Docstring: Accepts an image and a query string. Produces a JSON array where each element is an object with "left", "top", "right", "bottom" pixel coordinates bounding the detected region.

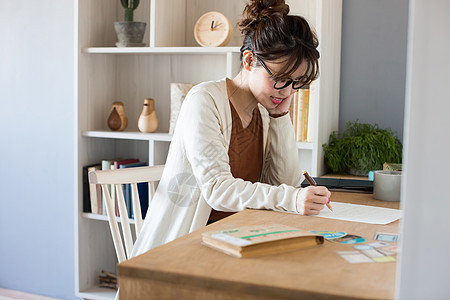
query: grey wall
[
  {"left": 0, "top": 1, "right": 76, "bottom": 299},
  {"left": 339, "top": 0, "right": 409, "bottom": 141}
]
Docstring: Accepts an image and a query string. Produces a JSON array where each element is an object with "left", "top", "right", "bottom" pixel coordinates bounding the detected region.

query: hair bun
[{"left": 240, "top": 0, "right": 289, "bottom": 34}]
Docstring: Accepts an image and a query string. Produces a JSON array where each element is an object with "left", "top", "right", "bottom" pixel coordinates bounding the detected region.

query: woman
[{"left": 132, "top": 0, "right": 331, "bottom": 257}]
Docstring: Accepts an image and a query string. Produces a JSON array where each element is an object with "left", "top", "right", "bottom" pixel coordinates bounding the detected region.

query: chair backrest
[{"left": 88, "top": 165, "right": 164, "bottom": 263}]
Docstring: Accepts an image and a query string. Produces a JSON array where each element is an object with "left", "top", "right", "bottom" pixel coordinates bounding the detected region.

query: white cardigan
[{"left": 132, "top": 78, "right": 301, "bottom": 257}]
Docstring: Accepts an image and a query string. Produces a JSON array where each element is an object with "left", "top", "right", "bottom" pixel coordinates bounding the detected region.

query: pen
[{"left": 302, "top": 170, "right": 333, "bottom": 212}]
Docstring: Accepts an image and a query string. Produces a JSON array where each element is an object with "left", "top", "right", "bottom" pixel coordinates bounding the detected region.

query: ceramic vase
[
  {"left": 107, "top": 101, "right": 128, "bottom": 131},
  {"left": 138, "top": 98, "right": 158, "bottom": 133}
]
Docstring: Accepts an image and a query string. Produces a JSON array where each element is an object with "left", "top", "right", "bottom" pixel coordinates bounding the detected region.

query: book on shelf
[
  {"left": 289, "top": 89, "right": 311, "bottom": 143},
  {"left": 112, "top": 159, "right": 139, "bottom": 216},
  {"left": 82, "top": 165, "right": 91, "bottom": 213},
  {"left": 202, "top": 224, "right": 324, "bottom": 258},
  {"left": 299, "top": 89, "right": 309, "bottom": 142},
  {"left": 306, "top": 84, "right": 315, "bottom": 142},
  {"left": 82, "top": 163, "right": 102, "bottom": 214},
  {"left": 85, "top": 158, "right": 150, "bottom": 219},
  {"left": 119, "top": 161, "right": 149, "bottom": 219},
  {"left": 113, "top": 158, "right": 139, "bottom": 170},
  {"left": 294, "top": 91, "right": 301, "bottom": 141}
]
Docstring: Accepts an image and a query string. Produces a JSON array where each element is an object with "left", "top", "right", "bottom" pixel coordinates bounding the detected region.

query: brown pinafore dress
[{"left": 208, "top": 101, "right": 264, "bottom": 223}]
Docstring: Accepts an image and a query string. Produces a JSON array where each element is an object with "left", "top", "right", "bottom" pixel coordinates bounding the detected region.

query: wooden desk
[{"left": 119, "top": 192, "right": 400, "bottom": 299}]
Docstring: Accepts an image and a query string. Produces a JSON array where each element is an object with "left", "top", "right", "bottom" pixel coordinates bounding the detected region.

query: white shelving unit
[
  {"left": 83, "top": 46, "right": 241, "bottom": 54},
  {"left": 74, "top": 0, "right": 341, "bottom": 298}
]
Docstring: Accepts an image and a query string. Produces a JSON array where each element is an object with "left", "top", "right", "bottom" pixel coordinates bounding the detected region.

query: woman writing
[{"left": 132, "top": 0, "right": 331, "bottom": 257}]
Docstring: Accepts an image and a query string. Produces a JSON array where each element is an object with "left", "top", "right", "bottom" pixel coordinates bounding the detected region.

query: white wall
[
  {"left": 397, "top": 0, "right": 450, "bottom": 298},
  {"left": 0, "top": 1, "right": 76, "bottom": 299}
]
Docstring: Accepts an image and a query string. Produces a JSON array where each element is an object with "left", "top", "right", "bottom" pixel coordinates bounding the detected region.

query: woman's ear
[{"left": 242, "top": 50, "right": 254, "bottom": 71}]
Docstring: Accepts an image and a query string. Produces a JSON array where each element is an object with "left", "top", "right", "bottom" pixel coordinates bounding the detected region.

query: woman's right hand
[{"left": 296, "top": 186, "right": 331, "bottom": 215}]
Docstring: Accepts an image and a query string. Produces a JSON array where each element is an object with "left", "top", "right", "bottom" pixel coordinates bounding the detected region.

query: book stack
[
  {"left": 289, "top": 89, "right": 314, "bottom": 142},
  {"left": 82, "top": 158, "right": 149, "bottom": 219}
]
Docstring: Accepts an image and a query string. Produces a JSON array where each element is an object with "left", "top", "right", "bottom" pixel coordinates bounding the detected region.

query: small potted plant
[
  {"left": 322, "top": 121, "right": 402, "bottom": 176},
  {"left": 114, "top": 0, "right": 146, "bottom": 47}
]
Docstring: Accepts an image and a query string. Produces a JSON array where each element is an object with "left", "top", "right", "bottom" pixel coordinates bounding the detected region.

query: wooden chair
[{"left": 88, "top": 165, "right": 164, "bottom": 263}]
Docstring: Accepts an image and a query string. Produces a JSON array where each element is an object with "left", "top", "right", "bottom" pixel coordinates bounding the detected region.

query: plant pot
[{"left": 114, "top": 21, "right": 146, "bottom": 47}]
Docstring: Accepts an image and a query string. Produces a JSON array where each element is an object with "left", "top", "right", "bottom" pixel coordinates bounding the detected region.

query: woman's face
[{"left": 248, "top": 56, "right": 307, "bottom": 113}]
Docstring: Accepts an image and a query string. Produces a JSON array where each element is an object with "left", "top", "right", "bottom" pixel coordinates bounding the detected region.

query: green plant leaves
[
  {"left": 120, "top": 0, "right": 140, "bottom": 9},
  {"left": 120, "top": 0, "right": 140, "bottom": 21},
  {"left": 322, "top": 121, "right": 402, "bottom": 175}
]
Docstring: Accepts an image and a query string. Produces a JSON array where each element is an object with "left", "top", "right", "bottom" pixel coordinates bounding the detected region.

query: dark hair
[{"left": 239, "top": 0, "right": 320, "bottom": 85}]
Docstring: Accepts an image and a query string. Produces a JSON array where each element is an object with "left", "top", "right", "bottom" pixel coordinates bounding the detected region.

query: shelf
[
  {"left": 82, "top": 213, "right": 136, "bottom": 224},
  {"left": 297, "top": 142, "right": 313, "bottom": 150},
  {"left": 83, "top": 46, "right": 241, "bottom": 55},
  {"left": 77, "top": 286, "right": 116, "bottom": 300},
  {"left": 83, "top": 130, "right": 312, "bottom": 150},
  {"left": 76, "top": 1, "right": 342, "bottom": 297},
  {"left": 83, "top": 130, "right": 172, "bottom": 142}
]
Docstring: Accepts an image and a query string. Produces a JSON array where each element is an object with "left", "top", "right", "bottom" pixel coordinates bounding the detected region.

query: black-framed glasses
[{"left": 255, "top": 56, "right": 306, "bottom": 90}]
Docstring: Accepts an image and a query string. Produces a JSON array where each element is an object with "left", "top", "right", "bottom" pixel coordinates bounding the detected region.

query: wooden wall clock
[{"left": 194, "top": 11, "right": 233, "bottom": 47}]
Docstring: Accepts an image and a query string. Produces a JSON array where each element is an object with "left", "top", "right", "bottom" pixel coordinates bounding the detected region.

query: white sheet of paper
[{"left": 313, "top": 202, "right": 401, "bottom": 225}]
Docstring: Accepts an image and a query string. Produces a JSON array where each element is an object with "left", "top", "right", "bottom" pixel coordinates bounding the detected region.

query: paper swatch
[
  {"left": 313, "top": 202, "right": 401, "bottom": 225},
  {"left": 336, "top": 251, "right": 374, "bottom": 264}
]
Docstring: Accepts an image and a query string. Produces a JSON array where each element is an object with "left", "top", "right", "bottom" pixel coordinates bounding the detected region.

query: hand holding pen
[
  {"left": 295, "top": 171, "right": 332, "bottom": 215},
  {"left": 302, "top": 170, "right": 333, "bottom": 212}
]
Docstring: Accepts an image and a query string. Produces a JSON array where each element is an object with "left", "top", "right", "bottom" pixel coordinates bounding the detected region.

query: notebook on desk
[{"left": 300, "top": 177, "right": 373, "bottom": 193}]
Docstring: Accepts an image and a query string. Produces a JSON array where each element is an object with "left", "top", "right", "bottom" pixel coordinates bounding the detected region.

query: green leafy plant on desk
[{"left": 322, "top": 121, "right": 402, "bottom": 176}]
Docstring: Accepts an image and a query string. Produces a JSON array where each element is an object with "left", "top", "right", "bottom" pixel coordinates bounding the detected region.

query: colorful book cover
[{"left": 202, "top": 224, "right": 323, "bottom": 258}]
